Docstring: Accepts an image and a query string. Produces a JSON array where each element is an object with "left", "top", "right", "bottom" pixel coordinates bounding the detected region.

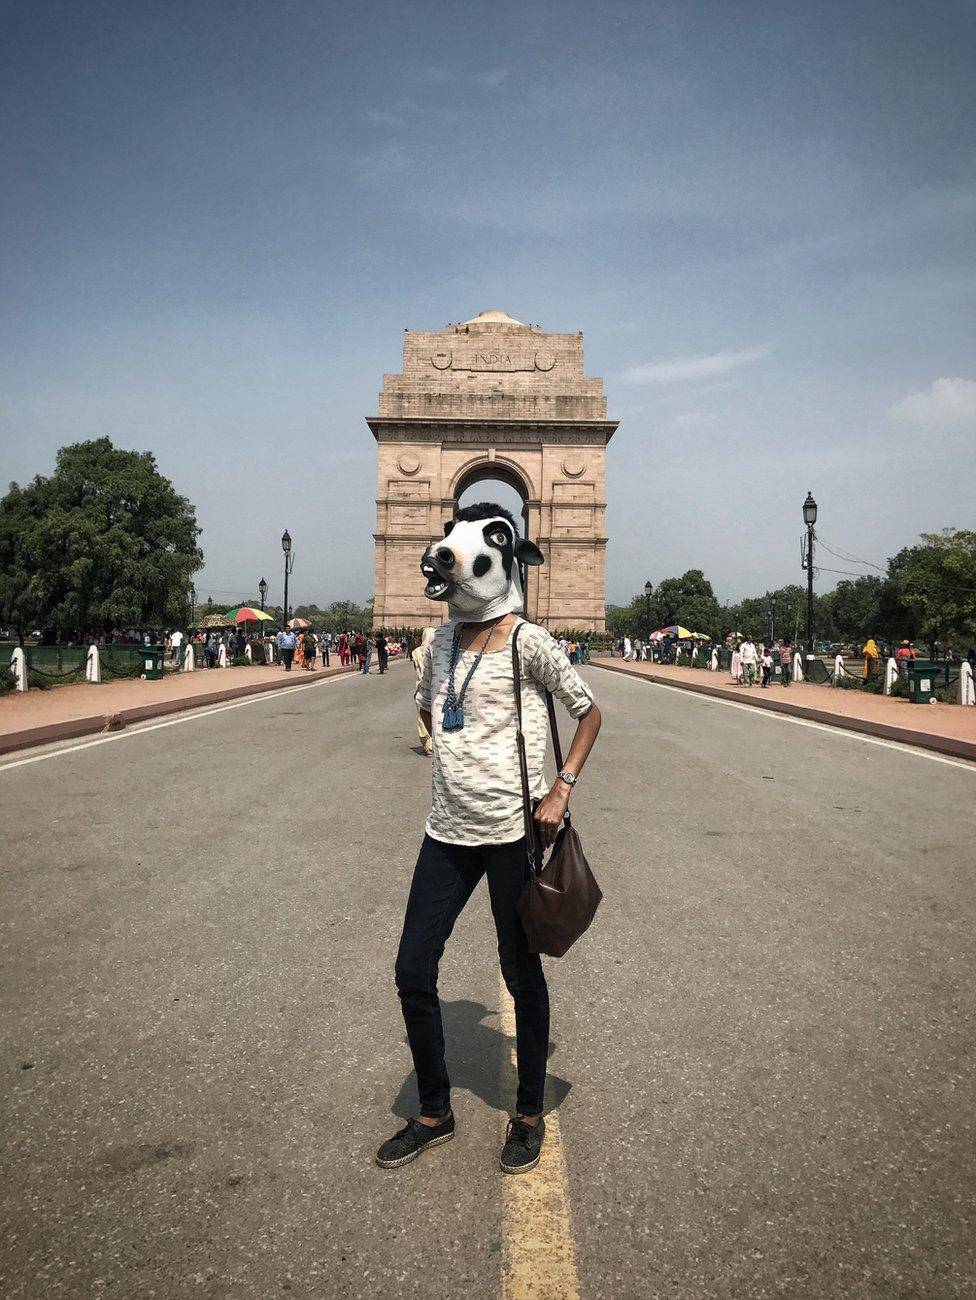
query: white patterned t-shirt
[{"left": 415, "top": 618, "right": 595, "bottom": 846}]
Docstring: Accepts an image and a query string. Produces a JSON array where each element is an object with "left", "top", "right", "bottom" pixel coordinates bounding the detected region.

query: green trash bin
[
  {"left": 140, "top": 645, "right": 165, "bottom": 680},
  {"left": 907, "top": 659, "right": 939, "bottom": 704}
]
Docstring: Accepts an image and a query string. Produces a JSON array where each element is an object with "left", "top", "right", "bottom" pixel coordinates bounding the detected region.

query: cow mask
[{"left": 419, "top": 510, "right": 545, "bottom": 623}]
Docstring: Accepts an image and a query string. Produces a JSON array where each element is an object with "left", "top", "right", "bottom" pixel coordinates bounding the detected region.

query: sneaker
[
  {"left": 375, "top": 1113, "right": 455, "bottom": 1168},
  {"left": 500, "top": 1115, "right": 545, "bottom": 1174}
]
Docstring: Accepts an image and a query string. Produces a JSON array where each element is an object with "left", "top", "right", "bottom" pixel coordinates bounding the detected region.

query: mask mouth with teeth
[{"left": 420, "top": 506, "right": 545, "bottom": 623}]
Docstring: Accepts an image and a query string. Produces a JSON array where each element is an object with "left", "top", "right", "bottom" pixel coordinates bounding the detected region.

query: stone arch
[
  {"left": 449, "top": 456, "right": 536, "bottom": 512},
  {"left": 449, "top": 457, "right": 540, "bottom": 608},
  {"left": 367, "top": 312, "right": 616, "bottom": 630}
]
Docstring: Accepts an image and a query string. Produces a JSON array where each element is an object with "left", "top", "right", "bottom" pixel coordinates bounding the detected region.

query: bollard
[
  {"left": 245, "top": 643, "right": 252, "bottom": 663},
  {"left": 884, "top": 657, "right": 898, "bottom": 695},
  {"left": 710, "top": 649, "right": 718, "bottom": 671},
  {"left": 86, "top": 644, "right": 101, "bottom": 683},
  {"left": 182, "top": 644, "right": 195, "bottom": 672},
  {"left": 961, "top": 662, "right": 975, "bottom": 707},
  {"left": 11, "top": 646, "right": 28, "bottom": 691},
  {"left": 833, "top": 654, "right": 844, "bottom": 681},
  {"left": 217, "top": 644, "right": 228, "bottom": 668}
]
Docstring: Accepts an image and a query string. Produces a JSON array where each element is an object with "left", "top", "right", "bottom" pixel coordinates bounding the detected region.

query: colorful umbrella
[
  {"left": 224, "top": 606, "right": 273, "bottom": 625},
  {"left": 657, "top": 625, "right": 696, "bottom": 639},
  {"left": 287, "top": 617, "right": 310, "bottom": 630}
]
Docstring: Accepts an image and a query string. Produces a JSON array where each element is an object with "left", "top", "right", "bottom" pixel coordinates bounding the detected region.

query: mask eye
[{"left": 488, "top": 529, "right": 508, "bottom": 547}]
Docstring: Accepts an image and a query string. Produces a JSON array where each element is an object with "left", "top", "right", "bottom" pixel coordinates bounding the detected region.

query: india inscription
[{"left": 369, "top": 310, "right": 617, "bottom": 631}]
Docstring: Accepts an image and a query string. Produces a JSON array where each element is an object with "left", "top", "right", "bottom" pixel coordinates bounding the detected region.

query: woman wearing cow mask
[{"left": 376, "top": 502, "right": 602, "bottom": 1175}]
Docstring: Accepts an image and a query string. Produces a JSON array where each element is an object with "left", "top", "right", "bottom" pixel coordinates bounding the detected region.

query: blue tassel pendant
[{"left": 442, "top": 706, "right": 465, "bottom": 731}]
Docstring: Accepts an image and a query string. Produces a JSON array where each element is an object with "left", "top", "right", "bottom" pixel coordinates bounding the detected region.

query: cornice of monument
[{"left": 366, "top": 416, "right": 618, "bottom": 444}]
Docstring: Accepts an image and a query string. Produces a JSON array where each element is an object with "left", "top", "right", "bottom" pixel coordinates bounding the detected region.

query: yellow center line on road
[{"left": 498, "top": 978, "right": 581, "bottom": 1300}]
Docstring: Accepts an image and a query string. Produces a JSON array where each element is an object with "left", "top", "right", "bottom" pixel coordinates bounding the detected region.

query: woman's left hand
[{"left": 533, "top": 784, "right": 570, "bottom": 849}]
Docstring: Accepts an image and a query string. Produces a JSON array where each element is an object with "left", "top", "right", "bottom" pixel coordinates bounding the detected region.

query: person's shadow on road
[{"left": 391, "top": 998, "right": 571, "bottom": 1118}]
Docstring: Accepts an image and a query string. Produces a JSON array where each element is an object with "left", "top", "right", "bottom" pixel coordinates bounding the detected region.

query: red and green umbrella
[{"left": 223, "top": 606, "right": 274, "bottom": 625}]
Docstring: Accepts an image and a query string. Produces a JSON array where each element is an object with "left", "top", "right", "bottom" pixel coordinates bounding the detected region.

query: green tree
[
  {"left": 817, "top": 576, "right": 885, "bottom": 643},
  {"left": 654, "top": 569, "right": 722, "bottom": 636},
  {"left": 889, "top": 529, "right": 976, "bottom": 648},
  {"left": 0, "top": 438, "right": 202, "bottom": 641}
]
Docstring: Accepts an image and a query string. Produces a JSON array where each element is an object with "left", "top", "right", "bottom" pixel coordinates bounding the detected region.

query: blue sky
[{"left": 1, "top": 0, "right": 974, "bottom": 610}]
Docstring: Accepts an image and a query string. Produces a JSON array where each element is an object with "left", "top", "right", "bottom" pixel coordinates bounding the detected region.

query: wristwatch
[{"left": 557, "top": 770, "right": 578, "bottom": 788}]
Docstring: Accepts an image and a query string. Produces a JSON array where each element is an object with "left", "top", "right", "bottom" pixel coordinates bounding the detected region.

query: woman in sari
[{"left": 862, "top": 638, "right": 880, "bottom": 680}]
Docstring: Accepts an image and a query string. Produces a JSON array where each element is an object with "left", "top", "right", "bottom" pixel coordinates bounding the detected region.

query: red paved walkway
[
  {"left": 591, "top": 657, "right": 976, "bottom": 759},
  {"left": 0, "top": 660, "right": 376, "bottom": 754}
]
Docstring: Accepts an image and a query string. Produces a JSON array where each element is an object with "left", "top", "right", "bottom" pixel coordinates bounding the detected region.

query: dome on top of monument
[{"left": 460, "top": 309, "right": 526, "bottom": 326}]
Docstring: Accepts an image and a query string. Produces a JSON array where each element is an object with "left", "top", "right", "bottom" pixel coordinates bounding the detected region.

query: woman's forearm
[{"left": 563, "top": 702, "right": 602, "bottom": 778}]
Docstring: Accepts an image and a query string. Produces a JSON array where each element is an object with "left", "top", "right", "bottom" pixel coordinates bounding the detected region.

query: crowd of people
[{"left": 613, "top": 630, "right": 976, "bottom": 688}]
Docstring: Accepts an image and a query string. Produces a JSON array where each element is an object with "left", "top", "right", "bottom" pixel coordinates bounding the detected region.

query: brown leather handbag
[{"left": 511, "top": 625, "right": 602, "bottom": 958}]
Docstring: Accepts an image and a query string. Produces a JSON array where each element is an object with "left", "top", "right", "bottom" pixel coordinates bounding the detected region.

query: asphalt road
[{"left": 1, "top": 664, "right": 974, "bottom": 1299}]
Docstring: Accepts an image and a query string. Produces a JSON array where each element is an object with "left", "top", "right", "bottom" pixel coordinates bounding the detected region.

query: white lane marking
[
  {"left": 499, "top": 979, "right": 581, "bottom": 1300},
  {"left": 602, "top": 672, "right": 976, "bottom": 773},
  {"left": 0, "top": 674, "right": 357, "bottom": 772}
]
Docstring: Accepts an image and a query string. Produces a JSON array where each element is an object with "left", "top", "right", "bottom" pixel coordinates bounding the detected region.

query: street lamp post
[
  {"left": 803, "top": 492, "right": 818, "bottom": 659},
  {"left": 644, "top": 580, "right": 653, "bottom": 638},
  {"left": 768, "top": 597, "right": 776, "bottom": 644},
  {"left": 281, "top": 531, "right": 294, "bottom": 626},
  {"left": 258, "top": 577, "right": 268, "bottom": 612},
  {"left": 189, "top": 585, "right": 196, "bottom": 628}
]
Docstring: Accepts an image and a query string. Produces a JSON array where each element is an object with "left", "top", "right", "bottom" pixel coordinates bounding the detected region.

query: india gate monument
[{"left": 369, "top": 310, "right": 617, "bottom": 631}]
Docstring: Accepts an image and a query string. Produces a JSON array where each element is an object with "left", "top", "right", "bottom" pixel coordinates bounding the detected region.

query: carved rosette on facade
[{"left": 368, "top": 310, "right": 617, "bottom": 631}]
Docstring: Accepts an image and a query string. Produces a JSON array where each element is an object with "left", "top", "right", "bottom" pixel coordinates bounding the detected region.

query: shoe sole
[
  {"left": 499, "top": 1150, "right": 542, "bottom": 1175},
  {"left": 375, "top": 1129, "right": 454, "bottom": 1169}
]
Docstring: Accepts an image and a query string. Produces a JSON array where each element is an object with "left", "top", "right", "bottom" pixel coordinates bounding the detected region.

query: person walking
[
  {"left": 740, "top": 634, "right": 758, "bottom": 686},
  {"left": 338, "top": 632, "right": 350, "bottom": 667},
  {"left": 376, "top": 632, "right": 389, "bottom": 675},
  {"left": 411, "top": 628, "right": 436, "bottom": 755},
  {"left": 302, "top": 628, "right": 316, "bottom": 669},
  {"left": 862, "top": 637, "right": 880, "bottom": 680},
  {"left": 760, "top": 643, "right": 773, "bottom": 687},
  {"left": 276, "top": 626, "right": 297, "bottom": 671},
  {"left": 779, "top": 637, "right": 793, "bottom": 686},
  {"left": 169, "top": 628, "right": 184, "bottom": 664},
  {"left": 376, "top": 502, "right": 602, "bottom": 1176},
  {"left": 362, "top": 634, "right": 375, "bottom": 674},
  {"left": 730, "top": 640, "right": 743, "bottom": 684}
]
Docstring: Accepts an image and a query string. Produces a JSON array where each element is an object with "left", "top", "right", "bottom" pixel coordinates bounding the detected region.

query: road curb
[
  {"left": 590, "top": 661, "right": 976, "bottom": 763},
  {"left": 0, "top": 663, "right": 361, "bottom": 757}
]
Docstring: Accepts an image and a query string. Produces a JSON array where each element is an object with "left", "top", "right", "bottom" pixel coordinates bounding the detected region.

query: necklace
[{"left": 442, "top": 620, "right": 500, "bottom": 732}]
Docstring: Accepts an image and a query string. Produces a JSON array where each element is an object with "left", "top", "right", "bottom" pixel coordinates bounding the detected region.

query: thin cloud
[
  {"left": 889, "top": 377, "right": 976, "bottom": 428},
  {"left": 352, "top": 143, "right": 410, "bottom": 184},
  {"left": 475, "top": 69, "right": 509, "bottom": 89},
  {"left": 620, "top": 344, "right": 772, "bottom": 385}
]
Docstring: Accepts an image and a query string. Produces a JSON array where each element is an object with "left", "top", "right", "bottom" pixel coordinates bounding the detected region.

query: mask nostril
[{"left": 435, "top": 547, "right": 455, "bottom": 568}]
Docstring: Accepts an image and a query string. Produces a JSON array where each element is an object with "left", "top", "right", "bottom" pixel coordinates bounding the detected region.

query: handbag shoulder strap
[
  {"left": 511, "top": 620, "right": 565, "bottom": 767},
  {"left": 512, "top": 623, "right": 569, "bottom": 855},
  {"left": 511, "top": 623, "right": 538, "bottom": 860}
]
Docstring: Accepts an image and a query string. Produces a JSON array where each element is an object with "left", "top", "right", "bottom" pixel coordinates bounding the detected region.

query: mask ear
[
  {"left": 515, "top": 538, "right": 545, "bottom": 566},
  {"left": 443, "top": 519, "right": 455, "bottom": 536}
]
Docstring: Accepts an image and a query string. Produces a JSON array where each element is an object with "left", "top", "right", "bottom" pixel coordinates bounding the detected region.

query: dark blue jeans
[{"left": 395, "top": 834, "right": 550, "bottom": 1118}]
